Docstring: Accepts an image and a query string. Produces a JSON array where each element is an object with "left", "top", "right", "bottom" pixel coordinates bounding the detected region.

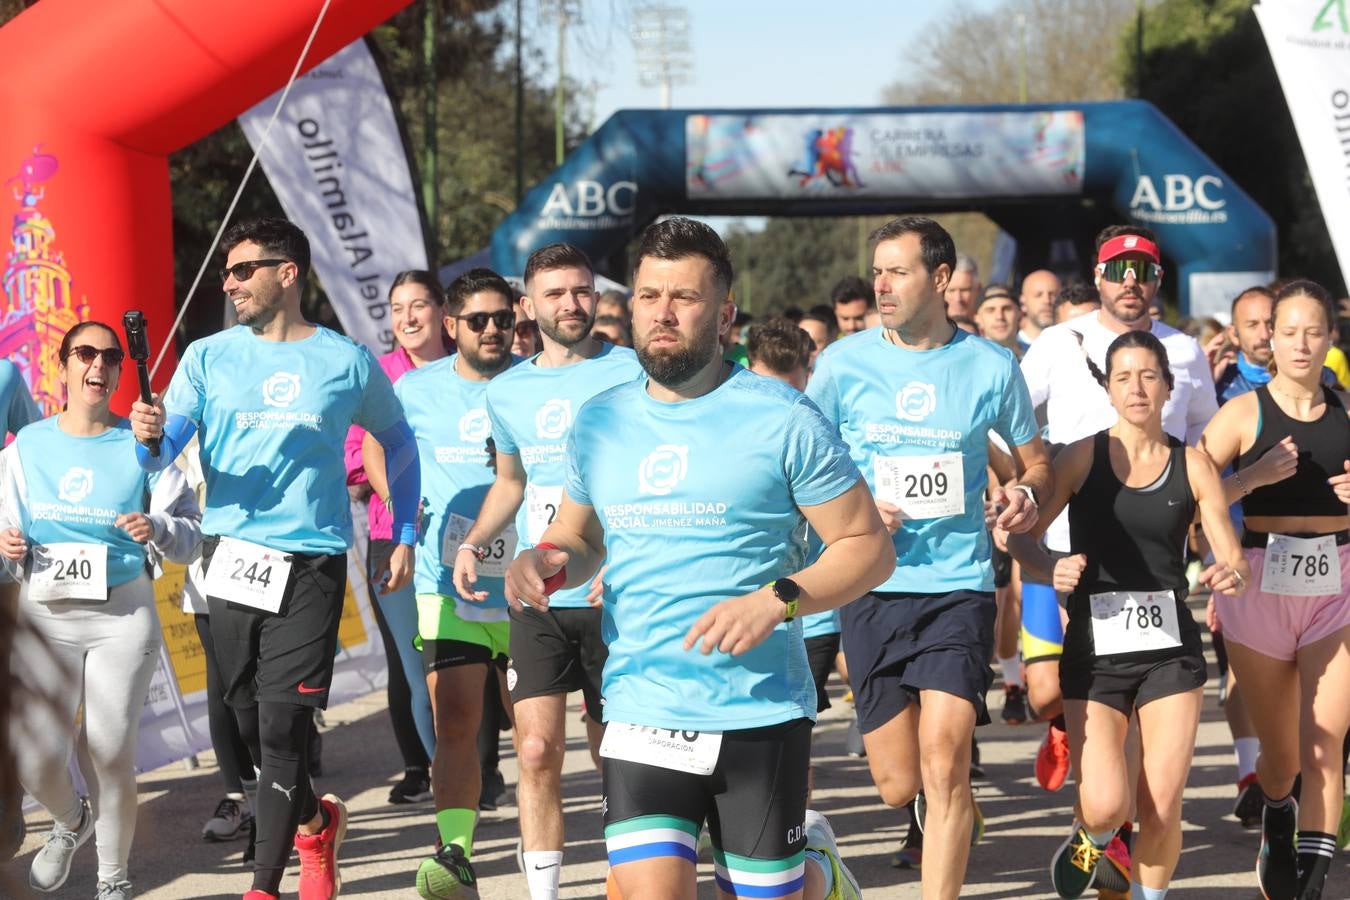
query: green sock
[{"left": 435, "top": 808, "right": 477, "bottom": 856}]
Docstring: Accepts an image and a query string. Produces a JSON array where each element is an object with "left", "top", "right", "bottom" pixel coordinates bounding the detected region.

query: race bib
[
  {"left": 1261, "top": 533, "right": 1341, "bottom": 597},
  {"left": 442, "top": 513, "right": 517, "bottom": 578},
  {"left": 874, "top": 453, "right": 965, "bottom": 520},
  {"left": 28, "top": 542, "right": 108, "bottom": 603},
  {"left": 599, "top": 721, "right": 724, "bottom": 776},
  {"left": 526, "top": 484, "right": 564, "bottom": 545},
  {"left": 1089, "top": 590, "right": 1182, "bottom": 656},
  {"left": 203, "top": 537, "right": 291, "bottom": 614}
]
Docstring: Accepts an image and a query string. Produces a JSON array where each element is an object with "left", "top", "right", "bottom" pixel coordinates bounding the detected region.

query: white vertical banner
[
  {"left": 1255, "top": 1, "right": 1350, "bottom": 291},
  {"left": 239, "top": 38, "right": 428, "bottom": 352}
]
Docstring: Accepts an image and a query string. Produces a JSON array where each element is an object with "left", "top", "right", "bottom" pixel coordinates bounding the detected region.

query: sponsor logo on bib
[
  {"left": 262, "top": 371, "right": 302, "bottom": 408},
  {"left": 57, "top": 467, "right": 94, "bottom": 503},
  {"left": 535, "top": 399, "right": 572, "bottom": 440},
  {"left": 458, "top": 408, "right": 492, "bottom": 443},
  {"left": 895, "top": 381, "right": 937, "bottom": 422},
  {"left": 637, "top": 444, "right": 689, "bottom": 496}
]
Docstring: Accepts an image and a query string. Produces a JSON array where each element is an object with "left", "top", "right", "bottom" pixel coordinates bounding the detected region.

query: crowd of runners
[{"left": 0, "top": 211, "right": 1347, "bottom": 900}]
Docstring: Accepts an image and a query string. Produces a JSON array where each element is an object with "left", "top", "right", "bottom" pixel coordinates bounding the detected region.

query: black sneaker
[
  {"left": 1001, "top": 684, "right": 1028, "bottom": 725},
  {"left": 1257, "top": 797, "right": 1298, "bottom": 900},
  {"left": 390, "top": 768, "right": 433, "bottom": 805},
  {"left": 478, "top": 769, "right": 508, "bottom": 811},
  {"left": 1234, "top": 775, "right": 1263, "bottom": 829}
]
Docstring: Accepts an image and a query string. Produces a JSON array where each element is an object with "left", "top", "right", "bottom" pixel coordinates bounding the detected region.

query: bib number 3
[
  {"left": 203, "top": 537, "right": 291, "bottom": 614},
  {"left": 599, "top": 721, "right": 724, "bottom": 776},
  {"left": 1261, "top": 533, "right": 1341, "bottom": 597},
  {"left": 1089, "top": 589, "right": 1182, "bottom": 656},
  {"left": 28, "top": 542, "right": 108, "bottom": 603}
]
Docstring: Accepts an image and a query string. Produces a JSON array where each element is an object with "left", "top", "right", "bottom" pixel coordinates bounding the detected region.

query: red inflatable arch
[{"left": 0, "top": 0, "right": 413, "bottom": 415}]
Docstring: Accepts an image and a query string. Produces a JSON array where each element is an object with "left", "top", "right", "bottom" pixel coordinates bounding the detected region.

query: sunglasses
[
  {"left": 1098, "top": 259, "right": 1162, "bottom": 284},
  {"left": 455, "top": 310, "right": 516, "bottom": 333},
  {"left": 514, "top": 320, "right": 539, "bottom": 338},
  {"left": 67, "top": 345, "right": 126, "bottom": 366},
  {"left": 219, "top": 258, "right": 289, "bottom": 284}
]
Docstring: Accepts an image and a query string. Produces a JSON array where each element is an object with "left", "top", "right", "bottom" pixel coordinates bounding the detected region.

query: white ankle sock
[
  {"left": 522, "top": 850, "right": 562, "bottom": 899},
  {"left": 1234, "top": 737, "right": 1259, "bottom": 781}
]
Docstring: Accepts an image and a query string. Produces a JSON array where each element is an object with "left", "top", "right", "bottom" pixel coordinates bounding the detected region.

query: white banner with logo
[
  {"left": 239, "top": 38, "right": 427, "bottom": 352},
  {"left": 1256, "top": 0, "right": 1350, "bottom": 292},
  {"left": 686, "top": 111, "right": 1085, "bottom": 199}
]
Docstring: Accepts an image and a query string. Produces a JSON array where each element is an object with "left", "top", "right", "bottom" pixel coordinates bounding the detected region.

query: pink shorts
[{"left": 1214, "top": 545, "right": 1350, "bottom": 661}]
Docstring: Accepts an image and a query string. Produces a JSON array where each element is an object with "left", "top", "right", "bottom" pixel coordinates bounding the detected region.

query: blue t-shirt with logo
[
  {"left": 397, "top": 354, "right": 514, "bottom": 616},
  {"left": 162, "top": 326, "right": 402, "bottom": 553},
  {"left": 565, "top": 366, "right": 862, "bottom": 731},
  {"left": 808, "top": 327, "right": 1038, "bottom": 594},
  {"left": 15, "top": 417, "right": 155, "bottom": 586},
  {"left": 0, "top": 360, "right": 40, "bottom": 438},
  {"left": 486, "top": 343, "right": 642, "bottom": 609}
]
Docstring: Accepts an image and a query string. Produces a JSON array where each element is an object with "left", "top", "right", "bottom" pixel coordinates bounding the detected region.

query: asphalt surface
[{"left": 7, "top": 601, "right": 1344, "bottom": 898}]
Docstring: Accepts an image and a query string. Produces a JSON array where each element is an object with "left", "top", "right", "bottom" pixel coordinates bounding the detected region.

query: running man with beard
[
  {"left": 506, "top": 216, "right": 893, "bottom": 900},
  {"left": 452, "top": 244, "right": 641, "bottom": 900}
]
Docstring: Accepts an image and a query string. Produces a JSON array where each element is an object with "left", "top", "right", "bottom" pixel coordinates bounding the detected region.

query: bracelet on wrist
[
  {"left": 457, "top": 542, "right": 487, "bottom": 561},
  {"left": 534, "top": 541, "right": 567, "bottom": 595},
  {"left": 1233, "top": 472, "right": 1250, "bottom": 496}
]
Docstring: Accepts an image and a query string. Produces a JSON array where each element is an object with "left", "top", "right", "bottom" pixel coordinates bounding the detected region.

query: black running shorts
[
  {"left": 804, "top": 633, "right": 841, "bottom": 713},
  {"left": 507, "top": 605, "right": 606, "bottom": 718}
]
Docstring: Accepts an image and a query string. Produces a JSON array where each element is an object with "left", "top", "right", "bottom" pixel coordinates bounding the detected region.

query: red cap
[{"left": 1097, "top": 234, "right": 1161, "bottom": 265}]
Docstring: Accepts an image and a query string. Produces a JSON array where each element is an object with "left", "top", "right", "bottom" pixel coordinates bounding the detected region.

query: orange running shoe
[{"left": 1036, "top": 721, "right": 1071, "bottom": 792}]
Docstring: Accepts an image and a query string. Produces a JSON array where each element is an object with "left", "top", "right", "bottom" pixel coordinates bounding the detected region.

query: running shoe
[
  {"left": 1338, "top": 793, "right": 1350, "bottom": 850},
  {"left": 1094, "top": 834, "right": 1131, "bottom": 893},
  {"left": 804, "top": 810, "right": 861, "bottom": 900},
  {"left": 390, "top": 769, "right": 433, "bottom": 805},
  {"left": 416, "top": 842, "right": 478, "bottom": 899},
  {"left": 1256, "top": 797, "right": 1298, "bottom": 900},
  {"left": 29, "top": 796, "right": 93, "bottom": 892},
  {"left": 294, "top": 794, "right": 347, "bottom": 900},
  {"left": 1049, "top": 824, "right": 1101, "bottom": 899},
  {"left": 203, "top": 796, "right": 253, "bottom": 841},
  {"left": 1036, "top": 721, "right": 1071, "bottom": 792},
  {"left": 95, "top": 881, "right": 133, "bottom": 900},
  {"left": 1233, "top": 773, "right": 1264, "bottom": 829},
  {"left": 242, "top": 892, "right": 279, "bottom": 900},
  {"left": 1001, "top": 684, "right": 1028, "bottom": 725}
]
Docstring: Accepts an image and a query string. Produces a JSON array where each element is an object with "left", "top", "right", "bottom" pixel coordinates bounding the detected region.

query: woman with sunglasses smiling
[
  {"left": 0, "top": 321, "right": 200, "bottom": 900},
  {"left": 344, "top": 270, "right": 454, "bottom": 806}
]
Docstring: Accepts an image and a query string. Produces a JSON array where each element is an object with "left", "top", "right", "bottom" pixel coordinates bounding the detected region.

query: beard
[
  {"left": 462, "top": 337, "right": 510, "bottom": 375},
  {"left": 637, "top": 318, "right": 721, "bottom": 388},
  {"left": 236, "top": 291, "right": 283, "bottom": 330},
  {"left": 538, "top": 309, "right": 594, "bottom": 347}
]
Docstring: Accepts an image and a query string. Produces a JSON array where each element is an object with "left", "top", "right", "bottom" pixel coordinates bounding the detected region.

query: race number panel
[
  {"left": 1261, "top": 533, "right": 1341, "bottom": 597},
  {"left": 1089, "top": 589, "right": 1182, "bottom": 656},
  {"left": 525, "top": 484, "right": 564, "bottom": 545},
  {"left": 28, "top": 542, "right": 108, "bottom": 603},
  {"left": 599, "top": 721, "right": 724, "bottom": 776},
  {"left": 203, "top": 537, "right": 291, "bottom": 614},
  {"left": 874, "top": 453, "right": 965, "bottom": 520},
  {"left": 442, "top": 513, "right": 518, "bottom": 578}
]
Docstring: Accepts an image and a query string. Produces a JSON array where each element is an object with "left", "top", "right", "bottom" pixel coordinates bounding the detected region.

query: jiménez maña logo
[
  {"left": 459, "top": 409, "right": 492, "bottom": 443},
  {"left": 535, "top": 399, "right": 572, "bottom": 441},
  {"left": 637, "top": 445, "right": 689, "bottom": 496},
  {"left": 262, "top": 372, "right": 302, "bottom": 408},
  {"left": 58, "top": 467, "right": 95, "bottom": 504},
  {"left": 895, "top": 382, "right": 937, "bottom": 422}
]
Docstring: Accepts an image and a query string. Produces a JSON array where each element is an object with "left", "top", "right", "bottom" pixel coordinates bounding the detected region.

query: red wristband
[{"left": 534, "top": 542, "right": 567, "bottom": 595}]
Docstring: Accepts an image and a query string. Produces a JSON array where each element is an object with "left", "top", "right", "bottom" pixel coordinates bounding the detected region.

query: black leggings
[
  {"left": 235, "top": 701, "right": 320, "bottom": 895},
  {"left": 369, "top": 590, "right": 430, "bottom": 770},
  {"left": 194, "top": 615, "right": 255, "bottom": 795}
]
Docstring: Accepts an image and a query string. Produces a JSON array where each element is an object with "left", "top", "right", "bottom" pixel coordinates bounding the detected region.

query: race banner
[
  {"left": 1255, "top": 0, "right": 1350, "bottom": 292},
  {"left": 239, "top": 38, "right": 428, "bottom": 353},
  {"left": 686, "top": 111, "right": 1085, "bottom": 200}
]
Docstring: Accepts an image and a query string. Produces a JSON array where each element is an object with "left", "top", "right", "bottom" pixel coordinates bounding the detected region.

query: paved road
[{"left": 7, "top": 622, "right": 1343, "bottom": 898}]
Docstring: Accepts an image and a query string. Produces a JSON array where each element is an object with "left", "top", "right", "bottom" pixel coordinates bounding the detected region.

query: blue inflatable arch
[{"left": 491, "top": 101, "right": 1275, "bottom": 317}]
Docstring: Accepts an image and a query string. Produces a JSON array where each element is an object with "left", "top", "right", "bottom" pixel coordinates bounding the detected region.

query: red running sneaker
[
  {"left": 1036, "top": 721, "right": 1071, "bottom": 792},
  {"left": 242, "top": 893, "right": 279, "bottom": 900},
  {"left": 294, "top": 794, "right": 347, "bottom": 900}
]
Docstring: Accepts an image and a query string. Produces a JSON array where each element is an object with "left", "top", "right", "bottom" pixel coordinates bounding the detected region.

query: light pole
[
  {"left": 542, "top": 0, "right": 580, "bottom": 166},
  {"left": 631, "top": 4, "right": 691, "bottom": 109}
]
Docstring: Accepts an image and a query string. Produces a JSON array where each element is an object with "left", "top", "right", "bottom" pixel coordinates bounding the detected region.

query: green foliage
[{"left": 1125, "top": 0, "right": 1346, "bottom": 295}]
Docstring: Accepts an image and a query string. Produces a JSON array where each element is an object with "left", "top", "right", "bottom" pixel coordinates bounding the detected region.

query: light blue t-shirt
[
  {"left": 808, "top": 327, "right": 1038, "bottom": 594},
  {"left": 163, "top": 326, "right": 402, "bottom": 553},
  {"left": 397, "top": 354, "right": 513, "bottom": 615},
  {"left": 15, "top": 417, "right": 156, "bottom": 587},
  {"left": 565, "top": 366, "right": 862, "bottom": 732},
  {"left": 0, "top": 360, "right": 40, "bottom": 438},
  {"left": 486, "top": 342, "right": 642, "bottom": 609}
]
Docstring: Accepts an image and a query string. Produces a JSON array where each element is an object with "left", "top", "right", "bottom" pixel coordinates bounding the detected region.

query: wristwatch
[
  {"left": 1012, "top": 484, "right": 1038, "bottom": 506},
  {"left": 770, "top": 578, "right": 801, "bottom": 622}
]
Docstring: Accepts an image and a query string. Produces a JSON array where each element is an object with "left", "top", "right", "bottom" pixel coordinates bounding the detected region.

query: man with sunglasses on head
[
  {"left": 452, "top": 243, "right": 640, "bottom": 900},
  {"left": 360, "top": 268, "right": 520, "bottom": 899},
  {"left": 128, "top": 217, "right": 421, "bottom": 900},
  {"left": 1016, "top": 224, "right": 1218, "bottom": 886}
]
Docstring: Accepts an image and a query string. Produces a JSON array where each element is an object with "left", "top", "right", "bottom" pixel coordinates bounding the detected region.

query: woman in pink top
[{"left": 345, "top": 270, "right": 452, "bottom": 803}]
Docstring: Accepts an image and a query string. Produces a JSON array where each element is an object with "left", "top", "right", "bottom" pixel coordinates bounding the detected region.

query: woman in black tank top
[
  {"left": 1009, "top": 330, "right": 1246, "bottom": 898},
  {"left": 1199, "top": 280, "right": 1350, "bottom": 900}
]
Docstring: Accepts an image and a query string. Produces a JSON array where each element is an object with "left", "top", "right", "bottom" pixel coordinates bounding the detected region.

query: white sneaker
[
  {"left": 804, "top": 809, "right": 861, "bottom": 900},
  {"left": 29, "top": 797, "right": 94, "bottom": 892},
  {"left": 96, "top": 880, "right": 133, "bottom": 899},
  {"left": 202, "top": 796, "right": 252, "bottom": 841}
]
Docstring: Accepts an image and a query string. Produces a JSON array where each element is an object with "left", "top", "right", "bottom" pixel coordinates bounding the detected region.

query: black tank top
[{"left": 1238, "top": 385, "right": 1350, "bottom": 519}]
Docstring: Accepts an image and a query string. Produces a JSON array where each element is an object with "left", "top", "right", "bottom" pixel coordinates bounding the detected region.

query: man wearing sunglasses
[
  {"left": 128, "top": 218, "right": 421, "bottom": 900},
  {"left": 451, "top": 242, "right": 641, "bottom": 900},
  {"left": 1015, "top": 225, "right": 1219, "bottom": 885}
]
